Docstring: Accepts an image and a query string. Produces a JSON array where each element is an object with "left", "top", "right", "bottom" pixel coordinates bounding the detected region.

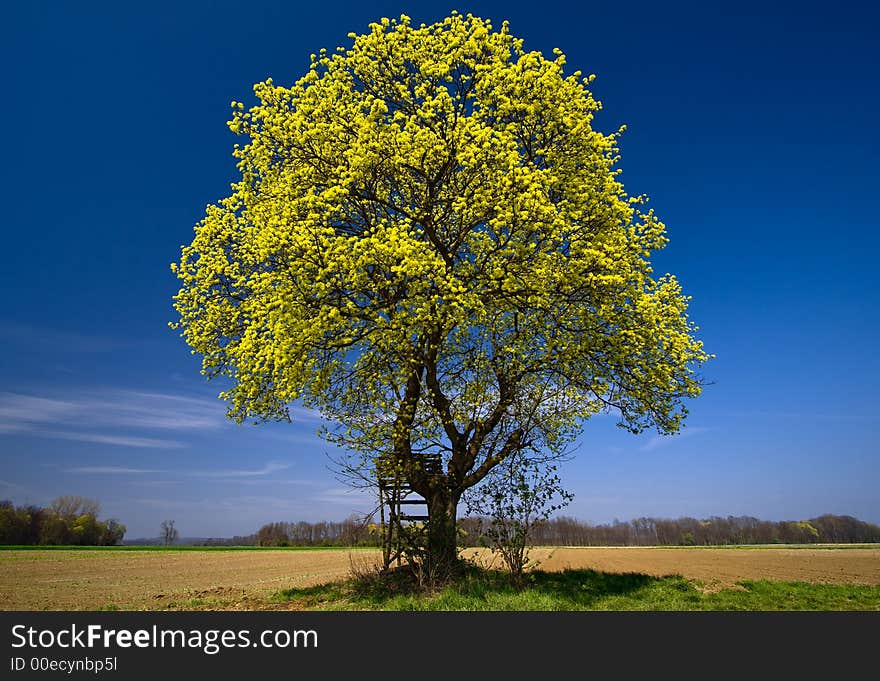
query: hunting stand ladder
[{"left": 377, "top": 453, "right": 442, "bottom": 569}]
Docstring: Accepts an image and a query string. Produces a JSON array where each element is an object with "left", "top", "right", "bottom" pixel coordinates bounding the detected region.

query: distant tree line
[
  {"left": 188, "top": 535, "right": 260, "bottom": 546},
  {"left": 12, "top": 505, "right": 870, "bottom": 548},
  {"left": 459, "top": 514, "right": 880, "bottom": 547},
  {"left": 254, "top": 515, "right": 374, "bottom": 547},
  {"left": 125, "top": 534, "right": 260, "bottom": 546},
  {"left": 0, "top": 496, "right": 125, "bottom": 546},
  {"left": 242, "top": 513, "right": 879, "bottom": 548}
]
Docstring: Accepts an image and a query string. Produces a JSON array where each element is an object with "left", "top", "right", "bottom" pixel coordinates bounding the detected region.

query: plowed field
[{"left": 1, "top": 546, "right": 877, "bottom": 610}]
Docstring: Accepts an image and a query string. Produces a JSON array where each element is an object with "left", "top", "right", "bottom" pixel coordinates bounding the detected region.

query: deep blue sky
[{"left": 2, "top": 1, "right": 877, "bottom": 538}]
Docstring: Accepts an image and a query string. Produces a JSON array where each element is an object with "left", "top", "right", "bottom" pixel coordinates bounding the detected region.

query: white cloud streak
[
  {"left": 66, "top": 461, "right": 299, "bottom": 480},
  {"left": 0, "top": 395, "right": 79, "bottom": 434},
  {"left": 53, "top": 432, "right": 184, "bottom": 449},
  {"left": 0, "top": 390, "right": 225, "bottom": 432},
  {"left": 288, "top": 406, "right": 327, "bottom": 423},
  {"left": 131, "top": 494, "right": 327, "bottom": 514},
  {"left": 641, "top": 427, "right": 708, "bottom": 452},
  {"left": 201, "top": 462, "right": 291, "bottom": 478},
  {"left": 0, "top": 390, "right": 227, "bottom": 449},
  {"left": 313, "top": 486, "right": 375, "bottom": 506}
]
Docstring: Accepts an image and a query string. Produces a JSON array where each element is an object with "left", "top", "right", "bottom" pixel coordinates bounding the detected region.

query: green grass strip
[{"left": 272, "top": 567, "right": 880, "bottom": 611}]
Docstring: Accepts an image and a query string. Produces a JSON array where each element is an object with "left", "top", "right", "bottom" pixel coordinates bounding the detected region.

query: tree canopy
[{"left": 172, "top": 12, "right": 708, "bottom": 568}]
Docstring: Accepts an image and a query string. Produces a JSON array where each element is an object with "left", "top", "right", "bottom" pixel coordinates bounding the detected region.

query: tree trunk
[{"left": 425, "top": 486, "right": 460, "bottom": 578}]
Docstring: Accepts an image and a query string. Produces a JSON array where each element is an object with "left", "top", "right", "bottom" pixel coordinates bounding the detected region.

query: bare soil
[
  {"left": 1, "top": 546, "right": 877, "bottom": 610},
  {"left": 0, "top": 549, "right": 382, "bottom": 611},
  {"left": 498, "top": 546, "right": 880, "bottom": 591}
]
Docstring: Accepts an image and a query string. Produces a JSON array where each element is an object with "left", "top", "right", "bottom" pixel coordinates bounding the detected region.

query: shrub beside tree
[{"left": 464, "top": 455, "right": 573, "bottom": 583}]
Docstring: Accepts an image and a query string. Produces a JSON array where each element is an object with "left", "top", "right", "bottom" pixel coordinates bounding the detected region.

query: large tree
[{"left": 172, "top": 13, "right": 708, "bottom": 571}]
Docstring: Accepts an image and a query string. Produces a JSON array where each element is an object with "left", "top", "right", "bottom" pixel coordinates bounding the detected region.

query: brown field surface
[
  {"left": 1, "top": 546, "right": 878, "bottom": 610},
  {"left": 499, "top": 547, "right": 880, "bottom": 590}
]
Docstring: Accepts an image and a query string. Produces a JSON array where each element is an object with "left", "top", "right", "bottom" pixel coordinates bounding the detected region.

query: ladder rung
[
  {"left": 397, "top": 499, "right": 427, "bottom": 505},
  {"left": 400, "top": 514, "right": 430, "bottom": 521}
]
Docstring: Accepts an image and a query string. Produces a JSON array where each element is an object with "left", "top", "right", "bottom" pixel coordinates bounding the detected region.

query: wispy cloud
[
  {"left": 93, "top": 391, "right": 226, "bottom": 430},
  {"left": 132, "top": 497, "right": 229, "bottom": 512},
  {"left": 64, "top": 461, "right": 304, "bottom": 483},
  {"left": 288, "top": 406, "right": 327, "bottom": 423},
  {"left": 0, "top": 394, "right": 79, "bottom": 434},
  {"left": 201, "top": 462, "right": 291, "bottom": 478},
  {"left": 130, "top": 480, "right": 184, "bottom": 488},
  {"left": 314, "top": 486, "right": 375, "bottom": 506},
  {"left": 232, "top": 478, "right": 322, "bottom": 487},
  {"left": 65, "top": 461, "right": 297, "bottom": 480},
  {"left": 67, "top": 466, "right": 167, "bottom": 474},
  {"left": 0, "top": 389, "right": 226, "bottom": 449},
  {"left": 641, "top": 427, "right": 708, "bottom": 452},
  {"left": 0, "top": 390, "right": 225, "bottom": 432},
  {"left": 53, "top": 432, "right": 184, "bottom": 449},
  {"left": 131, "top": 494, "right": 328, "bottom": 514}
]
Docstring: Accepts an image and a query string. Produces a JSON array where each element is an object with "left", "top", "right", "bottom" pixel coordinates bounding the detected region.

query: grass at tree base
[{"left": 272, "top": 563, "right": 880, "bottom": 611}]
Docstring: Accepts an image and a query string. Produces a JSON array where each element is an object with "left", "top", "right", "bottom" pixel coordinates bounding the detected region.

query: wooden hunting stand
[{"left": 377, "top": 454, "right": 442, "bottom": 569}]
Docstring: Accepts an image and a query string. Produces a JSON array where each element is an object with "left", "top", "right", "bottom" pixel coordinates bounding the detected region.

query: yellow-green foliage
[{"left": 172, "top": 13, "right": 708, "bottom": 477}]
